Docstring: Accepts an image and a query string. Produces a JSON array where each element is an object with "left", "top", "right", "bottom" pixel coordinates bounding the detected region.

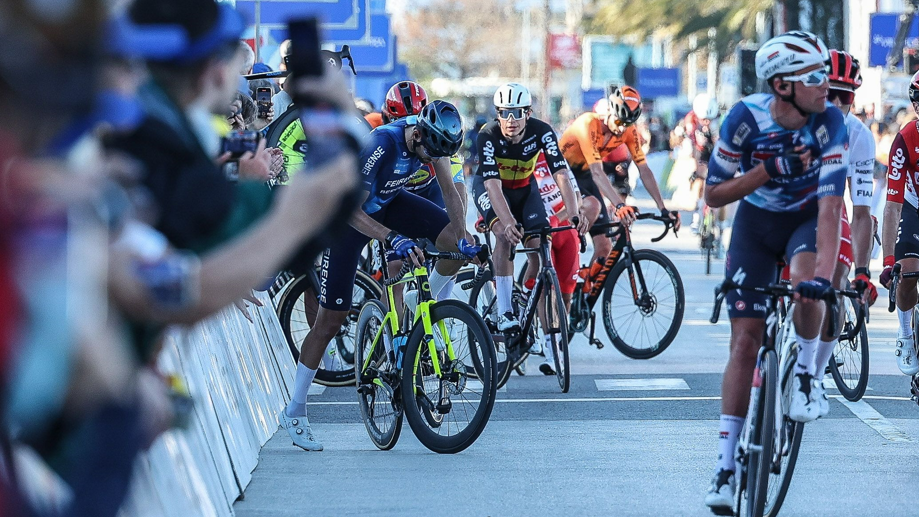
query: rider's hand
[
  {"left": 502, "top": 220, "right": 523, "bottom": 246},
  {"left": 574, "top": 211, "right": 590, "bottom": 235},
  {"left": 880, "top": 256, "right": 896, "bottom": 288},
  {"left": 853, "top": 267, "right": 878, "bottom": 306},
  {"left": 457, "top": 237, "right": 482, "bottom": 258},
  {"left": 763, "top": 146, "right": 807, "bottom": 179},
  {"left": 615, "top": 204, "right": 638, "bottom": 225},
  {"left": 795, "top": 276, "right": 833, "bottom": 301},
  {"left": 475, "top": 215, "right": 488, "bottom": 233},
  {"left": 660, "top": 207, "right": 681, "bottom": 232},
  {"left": 385, "top": 231, "right": 423, "bottom": 267}
]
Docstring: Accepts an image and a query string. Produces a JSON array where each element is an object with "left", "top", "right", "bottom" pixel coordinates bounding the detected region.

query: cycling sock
[
  {"left": 496, "top": 276, "right": 513, "bottom": 314},
  {"left": 717, "top": 415, "right": 744, "bottom": 473},
  {"left": 429, "top": 270, "right": 451, "bottom": 301},
  {"left": 897, "top": 307, "right": 914, "bottom": 338},
  {"left": 813, "top": 339, "right": 837, "bottom": 382},
  {"left": 543, "top": 335, "right": 554, "bottom": 362},
  {"left": 794, "top": 334, "right": 819, "bottom": 375},
  {"left": 286, "top": 363, "right": 317, "bottom": 417},
  {"left": 435, "top": 278, "right": 456, "bottom": 302}
]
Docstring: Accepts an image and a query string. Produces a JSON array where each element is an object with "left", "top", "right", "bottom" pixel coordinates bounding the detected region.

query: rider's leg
[
  {"left": 789, "top": 251, "right": 823, "bottom": 375},
  {"left": 814, "top": 259, "right": 850, "bottom": 382},
  {"left": 895, "top": 257, "right": 919, "bottom": 374},
  {"left": 719, "top": 317, "right": 765, "bottom": 471}
]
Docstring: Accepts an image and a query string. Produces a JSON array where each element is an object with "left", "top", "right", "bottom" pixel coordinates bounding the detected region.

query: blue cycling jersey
[
  {"left": 359, "top": 118, "right": 426, "bottom": 214},
  {"left": 706, "top": 93, "right": 848, "bottom": 212}
]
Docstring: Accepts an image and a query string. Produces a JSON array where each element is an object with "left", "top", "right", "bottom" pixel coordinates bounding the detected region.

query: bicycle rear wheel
[
  {"left": 469, "top": 275, "right": 526, "bottom": 389},
  {"left": 740, "top": 349, "right": 777, "bottom": 517},
  {"left": 543, "top": 269, "right": 570, "bottom": 393},
  {"left": 277, "top": 269, "right": 383, "bottom": 386},
  {"left": 354, "top": 300, "right": 403, "bottom": 450},
  {"left": 601, "top": 249, "right": 685, "bottom": 359},
  {"left": 401, "top": 300, "right": 497, "bottom": 454},
  {"left": 764, "top": 347, "right": 804, "bottom": 516},
  {"left": 829, "top": 294, "right": 869, "bottom": 401}
]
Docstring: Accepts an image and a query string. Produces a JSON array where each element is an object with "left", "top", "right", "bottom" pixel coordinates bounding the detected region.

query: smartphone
[
  {"left": 221, "top": 130, "right": 261, "bottom": 159},
  {"left": 256, "top": 87, "right": 272, "bottom": 118},
  {"left": 287, "top": 17, "right": 324, "bottom": 78}
]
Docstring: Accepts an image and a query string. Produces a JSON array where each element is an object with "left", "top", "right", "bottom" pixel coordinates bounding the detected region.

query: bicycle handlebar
[
  {"left": 509, "top": 224, "right": 577, "bottom": 261},
  {"left": 590, "top": 212, "right": 677, "bottom": 242}
]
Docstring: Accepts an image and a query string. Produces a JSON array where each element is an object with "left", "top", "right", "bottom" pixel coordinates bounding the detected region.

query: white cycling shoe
[
  {"left": 895, "top": 337, "right": 919, "bottom": 376},
  {"left": 704, "top": 469, "right": 735, "bottom": 515},
  {"left": 788, "top": 372, "right": 820, "bottom": 423},
  {"left": 497, "top": 312, "right": 520, "bottom": 332},
  {"left": 278, "top": 410, "right": 323, "bottom": 451}
]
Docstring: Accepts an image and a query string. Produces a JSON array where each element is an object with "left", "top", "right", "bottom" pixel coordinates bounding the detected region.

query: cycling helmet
[
  {"left": 755, "top": 30, "right": 829, "bottom": 80},
  {"left": 909, "top": 70, "right": 919, "bottom": 103},
  {"left": 416, "top": 100, "right": 464, "bottom": 157},
  {"left": 494, "top": 83, "right": 532, "bottom": 108},
  {"left": 827, "top": 50, "right": 862, "bottom": 91},
  {"left": 692, "top": 94, "right": 720, "bottom": 120},
  {"left": 609, "top": 85, "right": 642, "bottom": 125},
  {"left": 383, "top": 81, "right": 428, "bottom": 121}
]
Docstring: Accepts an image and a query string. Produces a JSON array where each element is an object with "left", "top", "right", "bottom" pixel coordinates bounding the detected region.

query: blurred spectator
[
  {"left": 272, "top": 39, "right": 293, "bottom": 116},
  {"left": 252, "top": 62, "right": 272, "bottom": 75},
  {"left": 240, "top": 41, "right": 255, "bottom": 75},
  {"left": 228, "top": 91, "right": 257, "bottom": 130}
]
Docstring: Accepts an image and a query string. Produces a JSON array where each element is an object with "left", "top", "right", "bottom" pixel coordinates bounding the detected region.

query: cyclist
[
  {"left": 686, "top": 94, "right": 721, "bottom": 231},
  {"left": 279, "top": 100, "right": 476, "bottom": 451},
  {"left": 818, "top": 50, "right": 878, "bottom": 383},
  {"left": 602, "top": 143, "right": 633, "bottom": 198},
  {"left": 559, "top": 86, "right": 680, "bottom": 282},
  {"left": 474, "top": 82, "right": 586, "bottom": 332},
  {"left": 879, "top": 69, "right": 919, "bottom": 377},
  {"left": 702, "top": 31, "right": 848, "bottom": 512}
]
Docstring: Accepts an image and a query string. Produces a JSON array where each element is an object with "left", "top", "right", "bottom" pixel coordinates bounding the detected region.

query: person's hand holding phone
[{"left": 238, "top": 139, "right": 273, "bottom": 182}]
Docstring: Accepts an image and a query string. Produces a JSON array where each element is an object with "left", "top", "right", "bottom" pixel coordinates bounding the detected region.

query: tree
[{"left": 394, "top": 0, "right": 521, "bottom": 81}]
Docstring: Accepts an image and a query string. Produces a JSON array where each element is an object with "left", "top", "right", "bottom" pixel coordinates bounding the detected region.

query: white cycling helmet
[
  {"left": 494, "top": 83, "right": 532, "bottom": 108},
  {"left": 692, "top": 94, "right": 719, "bottom": 120},
  {"left": 754, "top": 30, "right": 829, "bottom": 80}
]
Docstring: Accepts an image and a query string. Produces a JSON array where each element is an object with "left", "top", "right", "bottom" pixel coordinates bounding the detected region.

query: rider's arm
[
  {"left": 882, "top": 200, "right": 903, "bottom": 259},
  {"left": 849, "top": 129, "right": 876, "bottom": 270},
  {"left": 349, "top": 192, "right": 393, "bottom": 242},
  {"left": 553, "top": 169, "right": 581, "bottom": 222},
  {"left": 814, "top": 109, "right": 850, "bottom": 281},
  {"left": 588, "top": 161, "right": 628, "bottom": 207},
  {"left": 703, "top": 162, "right": 770, "bottom": 208},
  {"left": 883, "top": 132, "right": 911, "bottom": 259},
  {"left": 432, "top": 156, "right": 467, "bottom": 240},
  {"left": 704, "top": 103, "right": 766, "bottom": 208}
]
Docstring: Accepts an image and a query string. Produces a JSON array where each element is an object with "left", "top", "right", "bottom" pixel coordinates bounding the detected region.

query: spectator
[
  {"left": 240, "top": 41, "right": 255, "bottom": 75},
  {"left": 272, "top": 40, "right": 294, "bottom": 117},
  {"left": 228, "top": 91, "right": 257, "bottom": 130}
]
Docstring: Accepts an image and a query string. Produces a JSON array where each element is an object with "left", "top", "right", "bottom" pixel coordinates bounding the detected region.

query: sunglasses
[
  {"left": 828, "top": 88, "right": 855, "bottom": 105},
  {"left": 497, "top": 107, "right": 527, "bottom": 120},
  {"left": 783, "top": 69, "right": 829, "bottom": 87}
]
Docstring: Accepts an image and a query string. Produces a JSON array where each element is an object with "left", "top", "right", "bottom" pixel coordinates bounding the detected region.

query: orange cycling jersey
[{"left": 559, "top": 112, "right": 646, "bottom": 173}]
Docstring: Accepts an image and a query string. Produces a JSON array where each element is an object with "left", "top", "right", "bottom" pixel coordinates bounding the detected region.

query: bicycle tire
[
  {"left": 601, "top": 249, "right": 685, "bottom": 359},
  {"left": 742, "top": 349, "right": 777, "bottom": 517},
  {"left": 829, "top": 294, "right": 870, "bottom": 401},
  {"left": 763, "top": 348, "right": 804, "bottom": 517},
  {"left": 354, "top": 300, "right": 403, "bottom": 450},
  {"left": 276, "top": 269, "right": 383, "bottom": 386},
  {"left": 543, "top": 269, "right": 570, "bottom": 393},
  {"left": 401, "top": 300, "right": 497, "bottom": 454}
]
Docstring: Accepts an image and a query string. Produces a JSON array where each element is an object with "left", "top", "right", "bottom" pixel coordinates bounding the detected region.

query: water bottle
[{"left": 393, "top": 336, "right": 408, "bottom": 369}]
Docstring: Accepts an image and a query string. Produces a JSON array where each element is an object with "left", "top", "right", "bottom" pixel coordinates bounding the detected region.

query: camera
[{"left": 221, "top": 130, "right": 261, "bottom": 160}]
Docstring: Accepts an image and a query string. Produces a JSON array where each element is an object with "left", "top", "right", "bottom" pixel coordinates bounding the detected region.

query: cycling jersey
[
  {"left": 707, "top": 93, "right": 848, "bottom": 212},
  {"left": 533, "top": 152, "right": 579, "bottom": 218},
  {"left": 476, "top": 118, "right": 567, "bottom": 189},
  {"left": 559, "top": 112, "right": 647, "bottom": 173},
  {"left": 404, "top": 155, "right": 464, "bottom": 193},
  {"left": 846, "top": 112, "right": 875, "bottom": 207},
  {"left": 359, "top": 118, "right": 427, "bottom": 214},
  {"left": 886, "top": 120, "right": 919, "bottom": 209}
]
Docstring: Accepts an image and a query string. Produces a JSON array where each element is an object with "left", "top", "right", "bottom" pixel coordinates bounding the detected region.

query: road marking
[
  {"left": 308, "top": 384, "right": 326, "bottom": 396},
  {"left": 309, "top": 395, "right": 722, "bottom": 406},
  {"left": 822, "top": 378, "right": 872, "bottom": 392},
  {"left": 837, "top": 398, "right": 912, "bottom": 442},
  {"left": 595, "top": 378, "right": 690, "bottom": 391}
]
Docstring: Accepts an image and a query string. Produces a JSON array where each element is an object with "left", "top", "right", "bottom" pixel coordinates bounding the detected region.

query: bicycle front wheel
[
  {"left": 601, "top": 249, "right": 685, "bottom": 359},
  {"left": 764, "top": 347, "right": 804, "bottom": 516},
  {"left": 277, "top": 269, "right": 383, "bottom": 386},
  {"left": 354, "top": 300, "right": 403, "bottom": 450},
  {"left": 543, "top": 269, "right": 570, "bottom": 393},
  {"left": 401, "top": 300, "right": 497, "bottom": 454},
  {"left": 829, "top": 295, "right": 869, "bottom": 401},
  {"left": 469, "top": 275, "right": 525, "bottom": 389},
  {"left": 741, "top": 349, "right": 777, "bottom": 517}
]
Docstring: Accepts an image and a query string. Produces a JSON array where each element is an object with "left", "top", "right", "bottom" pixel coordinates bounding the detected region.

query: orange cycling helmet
[
  {"left": 826, "top": 50, "right": 862, "bottom": 91},
  {"left": 609, "top": 85, "right": 642, "bottom": 125}
]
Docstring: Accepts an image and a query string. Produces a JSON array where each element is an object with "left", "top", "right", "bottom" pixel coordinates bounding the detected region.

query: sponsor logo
[
  {"left": 822, "top": 158, "right": 843, "bottom": 166},
  {"left": 817, "top": 184, "right": 835, "bottom": 195},
  {"left": 735, "top": 300, "right": 746, "bottom": 311},
  {"left": 542, "top": 132, "right": 559, "bottom": 156},
  {"left": 477, "top": 192, "right": 492, "bottom": 210},
  {"left": 855, "top": 160, "right": 873, "bottom": 168},
  {"left": 767, "top": 50, "right": 780, "bottom": 60},
  {"left": 856, "top": 190, "right": 872, "bottom": 197},
  {"left": 363, "top": 146, "right": 385, "bottom": 175},
  {"left": 483, "top": 141, "right": 496, "bottom": 166},
  {"left": 753, "top": 304, "right": 767, "bottom": 312},
  {"left": 890, "top": 148, "right": 906, "bottom": 180},
  {"left": 889, "top": 188, "right": 899, "bottom": 196},
  {"left": 719, "top": 431, "right": 730, "bottom": 439},
  {"left": 523, "top": 142, "right": 538, "bottom": 154},
  {"left": 319, "top": 251, "right": 330, "bottom": 303},
  {"left": 527, "top": 213, "right": 538, "bottom": 220},
  {"left": 816, "top": 126, "right": 829, "bottom": 146},
  {"left": 856, "top": 177, "right": 870, "bottom": 185},
  {"left": 732, "top": 123, "right": 751, "bottom": 146}
]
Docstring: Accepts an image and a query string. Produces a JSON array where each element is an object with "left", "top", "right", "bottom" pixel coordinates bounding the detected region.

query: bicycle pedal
[
  {"left": 436, "top": 397, "right": 452, "bottom": 414},
  {"left": 357, "top": 384, "right": 374, "bottom": 396},
  {"left": 590, "top": 339, "right": 605, "bottom": 350}
]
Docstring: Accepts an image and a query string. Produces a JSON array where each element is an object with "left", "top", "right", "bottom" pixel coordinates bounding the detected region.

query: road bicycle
[
  {"left": 698, "top": 203, "right": 723, "bottom": 275},
  {"left": 711, "top": 278, "right": 859, "bottom": 517},
  {"left": 828, "top": 280, "right": 869, "bottom": 401},
  {"left": 354, "top": 244, "right": 497, "bottom": 454}
]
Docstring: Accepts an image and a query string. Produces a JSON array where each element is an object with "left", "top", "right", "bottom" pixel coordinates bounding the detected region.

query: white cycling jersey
[
  {"left": 533, "top": 152, "right": 580, "bottom": 218},
  {"left": 845, "top": 112, "right": 875, "bottom": 207}
]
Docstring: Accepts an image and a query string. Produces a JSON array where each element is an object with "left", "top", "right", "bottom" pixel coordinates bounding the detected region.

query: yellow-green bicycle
[{"left": 355, "top": 244, "right": 497, "bottom": 454}]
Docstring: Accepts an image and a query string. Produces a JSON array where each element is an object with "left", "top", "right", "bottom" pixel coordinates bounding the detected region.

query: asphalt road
[{"left": 234, "top": 208, "right": 919, "bottom": 517}]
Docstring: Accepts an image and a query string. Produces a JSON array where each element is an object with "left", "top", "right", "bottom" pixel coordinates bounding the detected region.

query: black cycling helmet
[{"left": 416, "top": 100, "right": 464, "bottom": 158}]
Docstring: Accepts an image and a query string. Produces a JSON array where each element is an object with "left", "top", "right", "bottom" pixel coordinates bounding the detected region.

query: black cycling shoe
[{"left": 539, "top": 363, "right": 555, "bottom": 376}]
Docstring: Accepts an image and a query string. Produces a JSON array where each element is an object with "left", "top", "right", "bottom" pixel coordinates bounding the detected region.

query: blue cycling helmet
[{"left": 416, "top": 100, "right": 464, "bottom": 157}]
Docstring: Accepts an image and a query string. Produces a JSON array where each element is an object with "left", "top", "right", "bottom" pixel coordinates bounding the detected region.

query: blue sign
[
  {"left": 582, "top": 88, "right": 605, "bottom": 110},
  {"left": 869, "top": 13, "right": 919, "bottom": 68},
  {"left": 636, "top": 67, "right": 680, "bottom": 98},
  {"left": 236, "top": 0, "right": 371, "bottom": 42},
  {"left": 349, "top": 15, "right": 394, "bottom": 72}
]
